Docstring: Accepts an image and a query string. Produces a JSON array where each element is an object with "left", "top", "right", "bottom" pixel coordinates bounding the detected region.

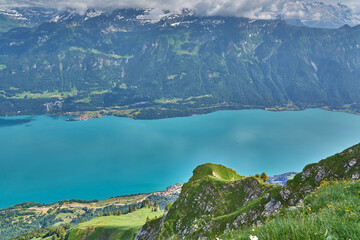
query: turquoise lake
[{"left": 1, "top": 109, "right": 360, "bottom": 208}]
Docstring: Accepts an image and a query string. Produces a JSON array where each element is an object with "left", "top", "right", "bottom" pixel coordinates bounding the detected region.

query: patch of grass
[
  {"left": 52, "top": 213, "right": 74, "bottom": 226},
  {"left": 185, "top": 94, "right": 213, "bottom": 101},
  {"left": 8, "top": 88, "right": 78, "bottom": 100},
  {"left": 75, "top": 97, "right": 91, "bottom": 103},
  {"left": 212, "top": 72, "right": 220, "bottom": 78},
  {"left": 154, "top": 98, "right": 183, "bottom": 104},
  {"left": 167, "top": 74, "right": 177, "bottom": 80},
  {"left": 221, "top": 180, "right": 360, "bottom": 240},
  {"left": 69, "top": 47, "right": 134, "bottom": 59},
  {"left": 67, "top": 208, "right": 164, "bottom": 240},
  {"left": 97, "top": 194, "right": 148, "bottom": 205},
  {"left": 90, "top": 89, "right": 110, "bottom": 95}
]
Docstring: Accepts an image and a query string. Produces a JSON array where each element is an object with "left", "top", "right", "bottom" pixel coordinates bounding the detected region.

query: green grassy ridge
[
  {"left": 141, "top": 164, "right": 277, "bottom": 239},
  {"left": 221, "top": 179, "right": 360, "bottom": 240},
  {"left": 189, "top": 163, "right": 245, "bottom": 182},
  {"left": 67, "top": 208, "right": 164, "bottom": 240},
  {"left": 283, "top": 143, "right": 360, "bottom": 204}
]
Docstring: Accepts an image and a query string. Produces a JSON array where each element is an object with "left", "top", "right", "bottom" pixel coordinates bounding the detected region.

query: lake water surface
[{"left": 1, "top": 109, "right": 360, "bottom": 208}]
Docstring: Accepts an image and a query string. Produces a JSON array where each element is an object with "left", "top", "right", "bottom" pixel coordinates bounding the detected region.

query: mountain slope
[
  {"left": 136, "top": 163, "right": 283, "bottom": 239},
  {"left": 222, "top": 179, "right": 360, "bottom": 240},
  {"left": 0, "top": 184, "right": 181, "bottom": 240},
  {"left": 136, "top": 144, "right": 360, "bottom": 239},
  {"left": 0, "top": 11, "right": 360, "bottom": 119}
]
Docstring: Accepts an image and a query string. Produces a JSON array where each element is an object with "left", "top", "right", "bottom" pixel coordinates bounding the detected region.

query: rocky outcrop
[
  {"left": 136, "top": 164, "right": 283, "bottom": 240},
  {"left": 281, "top": 144, "right": 360, "bottom": 205}
]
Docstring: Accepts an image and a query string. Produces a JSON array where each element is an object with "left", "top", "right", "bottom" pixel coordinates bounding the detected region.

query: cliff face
[{"left": 136, "top": 145, "right": 360, "bottom": 239}]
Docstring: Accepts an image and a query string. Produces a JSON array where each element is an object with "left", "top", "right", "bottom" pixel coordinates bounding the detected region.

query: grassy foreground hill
[
  {"left": 221, "top": 179, "right": 360, "bottom": 239},
  {"left": 136, "top": 144, "right": 360, "bottom": 239}
]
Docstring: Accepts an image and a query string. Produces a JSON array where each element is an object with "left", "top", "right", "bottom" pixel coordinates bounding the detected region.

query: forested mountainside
[
  {"left": 0, "top": 184, "right": 181, "bottom": 239},
  {"left": 0, "top": 9, "right": 360, "bottom": 119}
]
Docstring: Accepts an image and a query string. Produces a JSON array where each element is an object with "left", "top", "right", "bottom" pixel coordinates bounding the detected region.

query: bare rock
[
  {"left": 352, "top": 172, "right": 359, "bottom": 180},
  {"left": 262, "top": 198, "right": 282, "bottom": 217}
]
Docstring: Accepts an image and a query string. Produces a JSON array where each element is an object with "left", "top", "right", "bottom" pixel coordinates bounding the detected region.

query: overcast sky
[{"left": 0, "top": 0, "right": 359, "bottom": 18}]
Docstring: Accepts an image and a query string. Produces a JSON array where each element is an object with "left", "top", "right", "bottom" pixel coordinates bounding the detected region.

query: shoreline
[
  {"left": 1, "top": 105, "right": 359, "bottom": 122},
  {"left": 0, "top": 183, "right": 183, "bottom": 211}
]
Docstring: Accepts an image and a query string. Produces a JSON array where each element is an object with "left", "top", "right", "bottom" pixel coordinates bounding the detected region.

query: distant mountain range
[
  {"left": 0, "top": 8, "right": 360, "bottom": 119},
  {"left": 1, "top": 0, "right": 360, "bottom": 30},
  {"left": 276, "top": 1, "right": 360, "bottom": 28}
]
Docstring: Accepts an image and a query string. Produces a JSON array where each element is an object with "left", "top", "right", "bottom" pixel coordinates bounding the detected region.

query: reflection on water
[{"left": 0, "top": 118, "right": 32, "bottom": 127}]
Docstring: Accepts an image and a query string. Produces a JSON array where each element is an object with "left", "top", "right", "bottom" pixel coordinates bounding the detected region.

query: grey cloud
[{"left": 0, "top": 0, "right": 359, "bottom": 21}]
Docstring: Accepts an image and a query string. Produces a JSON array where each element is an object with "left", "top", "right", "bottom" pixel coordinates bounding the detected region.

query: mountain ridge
[{"left": 0, "top": 12, "right": 360, "bottom": 120}]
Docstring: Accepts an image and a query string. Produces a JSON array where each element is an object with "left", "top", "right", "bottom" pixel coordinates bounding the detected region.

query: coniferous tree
[
  {"left": 154, "top": 202, "right": 160, "bottom": 212},
  {"left": 260, "top": 172, "right": 268, "bottom": 182},
  {"left": 165, "top": 202, "right": 173, "bottom": 212}
]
